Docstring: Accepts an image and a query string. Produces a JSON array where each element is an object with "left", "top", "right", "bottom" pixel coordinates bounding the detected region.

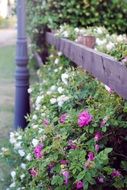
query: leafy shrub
[
  {"left": 1, "top": 47, "right": 127, "bottom": 190},
  {"left": 26, "top": 0, "right": 127, "bottom": 54}
]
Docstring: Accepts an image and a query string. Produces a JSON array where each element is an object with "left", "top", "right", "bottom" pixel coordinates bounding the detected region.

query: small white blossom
[
  {"left": 41, "top": 113, "right": 46, "bottom": 117},
  {"left": 96, "top": 27, "right": 103, "bottom": 34},
  {"left": 14, "top": 142, "right": 22, "bottom": 149},
  {"left": 10, "top": 182, "right": 16, "bottom": 188},
  {"left": 18, "top": 149, "right": 25, "bottom": 157},
  {"left": 32, "top": 139, "right": 39, "bottom": 147},
  {"left": 50, "top": 85, "right": 57, "bottom": 92},
  {"left": 32, "top": 125, "right": 38, "bottom": 129},
  {"left": 61, "top": 73, "right": 69, "bottom": 85},
  {"left": 47, "top": 91, "right": 52, "bottom": 95},
  {"left": 57, "top": 95, "right": 69, "bottom": 107},
  {"left": 62, "top": 31, "right": 69, "bottom": 38},
  {"left": 74, "top": 27, "right": 79, "bottom": 33},
  {"left": 32, "top": 114, "right": 37, "bottom": 120},
  {"left": 50, "top": 98, "right": 57, "bottom": 104},
  {"left": 54, "top": 58, "right": 59, "bottom": 64},
  {"left": 54, "top": 69, "right": 58, "bottom": 73},
  {"left": 11, "top": 171, "right": 16, "bottom": 180},
  {"left": 39, "top": 128, "right": 44, "bottom": 134},
  {"left": 57, "top": 51, "right": 62, "bottom": 56},
  {"left": 28, "top": 88, "right": 32, "bottom": 94},
  {"left": 36, "top": 95, "right": 44, "bottom": 105},
  {"left": 20, "top": 163, "right": 26, "bottom": 169},
  {"left": 20, "top": 174, "right": 25, "bottom": 180},
  {"left": 58, "top": 87, "right": 64, "bottom": 94},
  {"left": 26, "top": 153, "right": 32, "bottom": 161},
  {"left": 106, "top": 42, "right": 115, "bottom": 51}
]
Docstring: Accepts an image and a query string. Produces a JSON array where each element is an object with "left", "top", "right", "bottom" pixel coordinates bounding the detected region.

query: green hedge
[{"left": 26, "top": 0, "right": 127, "bottom": 52}]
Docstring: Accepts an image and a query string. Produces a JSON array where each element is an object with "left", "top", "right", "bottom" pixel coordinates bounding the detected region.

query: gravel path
[{"left": 0, "top": 29, "right": 16, "bottom": 47}]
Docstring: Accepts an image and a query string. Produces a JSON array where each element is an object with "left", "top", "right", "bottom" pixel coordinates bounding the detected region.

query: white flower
[
  {"left": 36, "top": 95, "right": 44, "bottom": 105},
  {"left": 41, "top": 113, "right": 45, "bottom": 117},
  {"left": 104, "top": 85, "right": 112, "bottom": 93},
  {"left": 28, "top": 88, "right": 32, "bottom": 94},
  {"left": 20, "top": 174, "right": 25, "bottom": 180},
  {"left": 14, "top": 142, "right": 22, "bottom": 149},
  {"left": 74, "top": 27, "right": 79, "bottom": 33},
  {"left": 26, "top": 153, "right": 32, "bottom": 161},
  {"left": 57, "top": 95, "right": 69, "bottom": 107},
  {"left": 17, "top": 135, "right": 22, "bottom": 140},
  {"left": 96, "top": 38, "right": 105, "bottom": 46},
  {"left": 49, "top": 54, "right": 54, "bottom": 58},
  {"left": 18, "top": 149, "right": 25, "bottom": 157},
  {"left": 58, "top": 87, "right": 64, "bottom": 94},
  {"left": 59, "top": 66, "right": 62, "bottom": 70},
  {"left": 10, "top": 182, "right": 16, "bottom": 188},
  {"left": 11, "top": 171, "right": 16, "bottom": 180},
  {"left": 32, "top": 139, "right": 39, "bottom": 147},
  {"left": 9, "top": 132, "right": 17, "bottom": 144},
  {"left": 96, "top": 27, "right": 103, "bottom": 34},
  {"left": 20, "top": 163, "right": 26, "bottom": 169},
  {"left": 32, "top": 114, "right": 37, "bottom": 120},
  {"left": 57, "top": 51, "right": 62, "bottom": 56},
  {"left": 117, "top": 35, "right": 125, "bottom": 42},
  {"left": 62, "top": 31, "right": 69, "bottom": 38},
  {"left": 50, "top": 98, "right": 57, "bottom": 104},
  {"left": 47, "top": 91, "right": 52, "bottom": 95},
  {"left": 54, "top": 58, "right": 59, "bottom": 64},
  {"left": 61, "top": 73, "right": 69, "bottom": 85},
  {"left": 35, "top": 104, "right": 41, "bottom": 110},
  {"left": 32, "top": 125, "right": 38, "bottom": 129},
  {"left": 39, "top": 128, "right": 44, "bottom": 134},
  {"left": 50, "top": 85, "right": 57, "bottom": 92},
  {"left": 54, "top": 69, "right": 58, "bottom": 73},
  {"left": 106, "top": 42, "right": 115, "bottom": 51}
]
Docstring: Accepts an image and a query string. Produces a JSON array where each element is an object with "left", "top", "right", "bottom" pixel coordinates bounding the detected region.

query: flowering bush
[
  {"left": 1, "top": 48, "right": 127, "bottom": 189},
  {"left": 55, "top": 25, "right": 127, "bottom": 64}
]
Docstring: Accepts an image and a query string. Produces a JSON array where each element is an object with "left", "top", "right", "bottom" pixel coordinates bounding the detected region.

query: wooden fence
[{"left": 43, "top": 32, "right": 127, "bottom": 100}]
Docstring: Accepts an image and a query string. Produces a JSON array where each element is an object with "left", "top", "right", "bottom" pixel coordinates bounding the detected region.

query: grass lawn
[
  {"left": 0, "top": 45, "right": 15, "bottom": 189},
  {"left": 0, "top": 45, "right": 38, "bottom": 189}
]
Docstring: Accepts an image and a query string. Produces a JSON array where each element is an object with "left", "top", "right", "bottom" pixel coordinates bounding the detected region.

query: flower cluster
[{"left": 1, "top": 47, "right": 127, "bottom": 190}]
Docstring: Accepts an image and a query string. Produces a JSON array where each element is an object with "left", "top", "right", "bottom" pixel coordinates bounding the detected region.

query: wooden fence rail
[{"left": 46, "top": 32, "right": 127, "bottom": 100}]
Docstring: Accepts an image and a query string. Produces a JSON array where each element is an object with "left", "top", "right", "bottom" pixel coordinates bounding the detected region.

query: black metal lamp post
[{"left": 14, "top": 0, "right": 30, "bottom": 129}]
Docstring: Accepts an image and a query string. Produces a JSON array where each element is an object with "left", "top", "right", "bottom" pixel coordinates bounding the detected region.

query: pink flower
[
  {"left": 34, "top": 144, "right": 43, "bottom": 159},
  {"left": 112, "top": 169, "right": 121, "bottom": 178},
  {"left": 78, "top": 110, "right": 92, "bottom": 127},
  {"left": 95, "top": 144, "right": 100, "bottom": 152},
  {"left": 68, "top": 140, "right": 77, "bottom": 150},
  {"left": 94, "top": 132, "right": 102, "bottom": 142},
  {"left": 60, "top": 160, "right": 68, "bottom": 165},
  {"left": 98, "top": 176, "right": 104, "bottom": 183},
  {"left": 76, "top": 181, "right": 84, "bottom": 189},
  {"left": 43, "top": 119, "right": 49, "bottom": 126},
  {"left": 59, "top": 113, "right": 67, "bottom": 124},
  {"left": 88, "top": 152, "right": 95, "bottom": 161},
  {"left": 100, "top": 116, "right": 109, "bottom": 127},
  {"left": 62, "top": 170, "right": 69, "bottom": 185},
  {"left": 29, "top": 168, "right": 38, "bottom": 177}
]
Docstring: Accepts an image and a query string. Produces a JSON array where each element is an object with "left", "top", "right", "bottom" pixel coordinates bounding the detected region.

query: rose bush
[{"left": 1, "top": 47, "right": 127, "bottom": 190}]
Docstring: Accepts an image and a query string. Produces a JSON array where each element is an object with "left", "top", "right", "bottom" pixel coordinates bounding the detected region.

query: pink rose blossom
[
  {"left": 43, "top": 119, "right": 49, "bottom": 126},
  {"left": 94, "top": 132, "right": 102, "bottom": 142},
  {"left": 100, "top": 116, "right": 109, "bottom": 127},
  {"left": 62, "top": 170, "right": 69, "bottom": 185},
  {"left": 112, "top": 169, "right": 121, "bottom": 178},
  {"left": 68, "top": 140, "right": 77, "bottom": 150},
  {"left": 76, "top": 181, "right": 84, "bottom": 189},
  {"left": 29, "top": 168, "right": 38, "bottom": 177},
  {"left": 59, "top": 113, "right": 67, "bottom": 124},
  {"left": 98, "top": 176, "right": 104, "bottom": 183},
  {"left": 60, "top": 160, "right": 69, "bottom": 165},
  {"left": 34, "top": 144, "right": 44, "bottom": 159},
  {"left": 78, "top": 110, "right": 92, "bottom": 127},
  {"left": 95, "top": 144, "right": 100, "bottom": 152},
  {"left": 88, "top": 152, "right": 95, "bottom": 161}
]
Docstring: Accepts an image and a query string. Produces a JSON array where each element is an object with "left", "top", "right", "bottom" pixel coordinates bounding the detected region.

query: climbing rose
[
  {"left": 29, "top": 168, "right": 38, "bottom": 177},
  {"left": 88, "top": 152, "right": 95, "bottom": 161},
  {"left": 62, "top": 170, "right": 69, "bottom": 185},
  {"left": 78, "top": 111, "right": 92, "bottom": 127},
  {"left": 34, "top": 144, "right": 43, "bottom": 159},
  {"left": 59, "top": 113, "right": 67, "bottom": 124},
  {"left": 76, "top": 181, "right": 84, "bottom": 189},
  {"left": 112, "top": 169, "right": 121, "bottom": 177},
  {"left": 43, "top": 119, "right": 49, "bottom": 126},
  {"left": 95, "top": 144, "right": 100, "bottom": 152},
  {"left": 94, "top": 132, "right": 102, "bottom": 142},
  {"left": 98, "top": 176, "right": 104, "bottom": 183}
]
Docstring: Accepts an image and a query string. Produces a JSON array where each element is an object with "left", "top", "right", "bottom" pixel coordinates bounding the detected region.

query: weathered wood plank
[{"left": 46, "top": 32, "right": 127, "bottom": 99}]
